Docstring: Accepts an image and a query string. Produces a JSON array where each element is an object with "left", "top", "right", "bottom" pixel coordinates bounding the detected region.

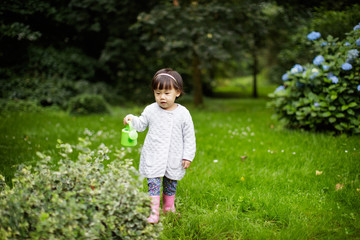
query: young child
[{"left": 123, "top": 68, "right": 196, "bottom": 224}]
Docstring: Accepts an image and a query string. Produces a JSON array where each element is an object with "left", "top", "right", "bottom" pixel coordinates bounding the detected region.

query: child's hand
[
  {"left": 123, "top": 115, "right": 132, "bottom": 125},
  {"left": 182, "top": 159, "right": 191, "bottom": 169}
]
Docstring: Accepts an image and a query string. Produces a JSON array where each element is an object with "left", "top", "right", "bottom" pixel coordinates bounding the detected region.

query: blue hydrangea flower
[
  {"left": 356, "top": 38, "right": 360, "bottom": 47},
  {"left": 275, "top": 85, "right": 285, "bottom": 92},
  {"left": 354, "top": 24, "right": 360, "bottom": 31},
  {"left": 310, "top": 72, "right": 319, "bottom": 80},
  {"left": 282, "top": 73, "right": 289, "bottom": 81},
  {"left": 330, "top": 76, "right": 339, "bottom": 84},
  {"left": 341, "top": 63, "right": 352, "bottom": 71},
  {"left": 358, "top": 85, "right": 360, "bottom": 91},
  {"left": 307, "top": 31, "right": 321, "bottom": 40},
  {"left": 309, "top": 68, "right": 319, "bottom": 79},
  {"left": 321, "top": 42, "right": 327, "bottom": 46},
  {"left": 313, "top": 55, "right": 324, "bottom": 66},
  {"left": 347, "top": 49, "right": 359, "bottom": 61},
  {"left": 314, "top": 102, "right": 320, "bottom": 107},
  {"left": 345, "top": 42, "right": 351, "bottom": 46},
  {"left": 322, "top": 65, "right": 330, "bottom": 71},
  {"left": 290, "top": 64, "right": 303, "bottom": 74}
]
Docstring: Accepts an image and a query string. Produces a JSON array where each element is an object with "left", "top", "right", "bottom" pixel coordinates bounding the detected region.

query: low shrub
[
  {"left": 0, "top": 137, "right": 162, "bottom": 239},
  {"left": 68, "top": 94, "right": 111, "bottom": 115},
  {"left": 0, "top": 77, "right": 120, "bottom": 110},
  {"left": 268, "top": 23, "right": 360, "bottom": 134},
  {"left": 0, "top": 77, "right": 78, "bottom": 109},
  {"left": 0, "top": 99, "right": 43, "bottom": 112}
]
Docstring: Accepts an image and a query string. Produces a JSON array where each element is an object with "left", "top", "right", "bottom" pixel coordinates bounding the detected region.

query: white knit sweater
[{"left": 130, "top": 102, "right": 196, "bottom": 180}]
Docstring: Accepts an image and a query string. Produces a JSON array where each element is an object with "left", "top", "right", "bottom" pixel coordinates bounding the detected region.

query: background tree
[
  {"left": 240, "top": 1, "right": 273, "bottom": 98},
  {"left": 131, "top": 0, "right": 246, "bottom": 105}
]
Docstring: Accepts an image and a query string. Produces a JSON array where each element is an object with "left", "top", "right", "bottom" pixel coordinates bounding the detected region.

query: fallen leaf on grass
[
  {"left": 241, "top": 156, "right": 247, "bottom": 161},
  {"left": 316, "top": 170, "right": 323, "bottom": 176},
  {"left": 335, "top": 183, "right": 344, "bottom": 191}
]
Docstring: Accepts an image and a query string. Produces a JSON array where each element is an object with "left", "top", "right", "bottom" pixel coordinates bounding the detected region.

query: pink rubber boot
[
  {"left": 162, "top": 194, "right": 176, "bottom": 214},
  {"left": 147, "top": 196, "right": 160, "bottom": 224}
]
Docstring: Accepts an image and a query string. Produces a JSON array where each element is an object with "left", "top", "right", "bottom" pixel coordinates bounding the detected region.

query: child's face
[{"left": 154, "top": 87, "right": 180, "bottom": 111}]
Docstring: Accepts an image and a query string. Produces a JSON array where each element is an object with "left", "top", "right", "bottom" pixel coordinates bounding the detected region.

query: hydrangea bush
[
  {"left": 268, "top": 23, "right": 360, "bottom": 134},
  {"left": 0, "top": 134, "right": 161, "bottom": 239}
]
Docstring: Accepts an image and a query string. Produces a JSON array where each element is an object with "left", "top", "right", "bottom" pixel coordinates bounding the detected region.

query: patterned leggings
[{"left": 147, "top": 176, "right": 178, "bottom": 196}]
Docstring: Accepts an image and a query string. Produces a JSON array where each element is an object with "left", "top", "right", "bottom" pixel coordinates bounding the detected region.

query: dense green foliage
[
  {"left": 0, "top": 0, "right": 155, "bottom": 103},
  {"left": 0, "top": 136, "right": 161, "bottom": 239},
  {"left": 68, "top": 94, "right": 111, "bottom": 115},
  {"left": 0, "top": 99, "right": 359, "bottom": 239},
  {"left": 0, "top": 77, "right": 119, "bottom": 111},
  {"left": 1, "top": 1, "right": 360, "bottom": 105},
  {"left": 269, "top": 24, "right": 360, "bottom": 134},
  {"left": 0, "top": 99, "right": 42, "bottom": 112}
]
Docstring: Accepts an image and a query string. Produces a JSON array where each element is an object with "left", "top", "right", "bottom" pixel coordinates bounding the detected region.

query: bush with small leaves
[
  {"left": 268, "top": 23, "right": 360, "bottom": 134},
  {"left": 0, "top": 136, "right": 162, "bottom": 239},
  {"left": 68, "top": 94, "right": 111, "bottom": 115},
  {"left": 0, "top": 99, "right": 42, "bottom": 112}
]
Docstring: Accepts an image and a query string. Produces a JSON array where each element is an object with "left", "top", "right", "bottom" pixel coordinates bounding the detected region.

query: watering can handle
[{"left": 128, "top": 120, "right": 133, "bottom": 130}]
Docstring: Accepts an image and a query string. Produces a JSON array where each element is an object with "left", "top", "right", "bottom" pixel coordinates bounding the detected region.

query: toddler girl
[{"left": 123, "top": 68, "right": 196, "bottom": 224}]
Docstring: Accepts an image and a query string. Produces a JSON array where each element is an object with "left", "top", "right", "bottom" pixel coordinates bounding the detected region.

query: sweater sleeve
[
  {"left": 182, "top": 112, "right": 196, "bottom": 162},
  {"left": 130, "top": 106, "right": 150, "bottom": 132}
]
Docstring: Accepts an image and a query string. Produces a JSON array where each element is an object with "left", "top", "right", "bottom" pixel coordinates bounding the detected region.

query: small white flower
[
  {"left": 292, "top": 152, "right": 296, "bottom": 155},
  {"left": 345, "top": 150, "right": 348, "bottom": 153},
  {"left": 213, "top": 160, "right": 218, "bottom": 163}
]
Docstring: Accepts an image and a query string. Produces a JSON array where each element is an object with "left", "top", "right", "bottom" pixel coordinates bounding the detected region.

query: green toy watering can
[{"left": 121, "top": 121, "right": 138, "bottom": 147}]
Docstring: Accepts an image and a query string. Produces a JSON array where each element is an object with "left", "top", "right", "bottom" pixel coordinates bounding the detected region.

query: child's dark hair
[{"left": 152, "top": 68, "right": 184, "bottom": 98}]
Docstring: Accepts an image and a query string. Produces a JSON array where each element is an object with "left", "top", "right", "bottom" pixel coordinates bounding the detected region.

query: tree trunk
[
  {"left": 192, "top": 54, "right": 203, "bottom": 106},
  {"left": 252, "top": 49, "right": 258, "bottom": 98}
]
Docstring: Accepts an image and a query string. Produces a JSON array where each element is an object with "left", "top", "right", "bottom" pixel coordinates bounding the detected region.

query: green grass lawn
[
  {"left": 1, "top": 98, "right": 360, "bottom": 239},
  {"left": 213, "top": 71, "right": 277, "bottom": 98}
]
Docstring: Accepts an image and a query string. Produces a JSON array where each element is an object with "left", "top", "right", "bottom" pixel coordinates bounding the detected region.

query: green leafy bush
[
  {"left": 1, "top": 77, "right": 120, "bottom": 110},
  {"left": 0, "top": 99, "right": 42, "bottom": 112},
  {"left": 1, "top": 77, "right": 79, "bottom": 109},
  {"left": 68, "top": 94, "right": 111, "bottom": 115},
  {"left": 0, "top": 137, "right": 162, "bottom": 239},
  {"left": 268, "top": 23, "right": 360, "bottom": 134}
]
